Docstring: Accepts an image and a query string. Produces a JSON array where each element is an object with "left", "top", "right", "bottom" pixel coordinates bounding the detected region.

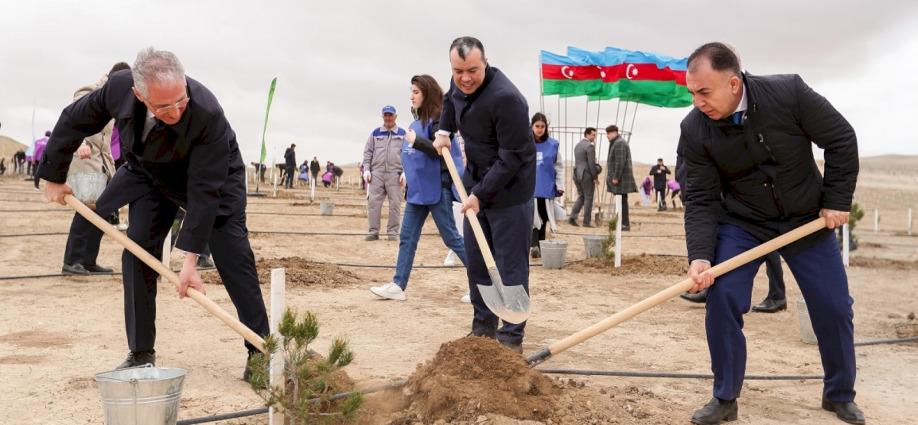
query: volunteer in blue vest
[
  {"left": 370, "top": 75, "right": 467, "bottom": 301},
  {"left": 529, "top": 112, "right": 564, "bottom": 259}
]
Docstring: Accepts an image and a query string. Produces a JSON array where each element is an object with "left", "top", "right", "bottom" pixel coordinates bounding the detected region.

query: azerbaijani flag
[
  {"left": 541, "top": 50, "right": 605, "bottom": 98},
  {"left": 541, "top": 46, "right": 692, "bottom": 108}
]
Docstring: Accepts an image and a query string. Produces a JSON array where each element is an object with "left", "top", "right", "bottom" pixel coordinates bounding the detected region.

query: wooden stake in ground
[{"left": 64, "top": 194, "right": 266, "bottom": 353}]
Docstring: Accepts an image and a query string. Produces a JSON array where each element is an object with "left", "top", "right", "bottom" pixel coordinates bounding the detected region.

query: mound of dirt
[
  {"left": 850, "top": 256, "right": 918, "bottom": 270},
  {"left": 395, "top": 336, "right": 562, "bottom": 423},
  {"left": 200, "top": 257, "right": 362, "bottom": 288},
  {"left": 566, "top": 253, "right": 688, "bottom": 276}
]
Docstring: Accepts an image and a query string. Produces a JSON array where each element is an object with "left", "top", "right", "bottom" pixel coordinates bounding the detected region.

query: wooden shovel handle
[
  {"left": 64, "top": 194, "right": 266, "bottom": 353},
  {"left": 534, "top": 217, "right": 827, "bottom": 364},
  {"left": 441, "top": 146, "right": 498, "bottom": 271}
]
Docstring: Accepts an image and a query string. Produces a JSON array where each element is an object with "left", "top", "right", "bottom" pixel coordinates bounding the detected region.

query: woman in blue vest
[
  {"left": 530, "top": 113, "right": 565, "bottom": 258},
  {"left": 370, "top": 75, "right": 467, "bottom": 301}
]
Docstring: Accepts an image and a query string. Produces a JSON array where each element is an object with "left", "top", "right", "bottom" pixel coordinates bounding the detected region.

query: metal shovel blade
[{"left": 478, "top": 267, "right": 531, "bottom": 324}]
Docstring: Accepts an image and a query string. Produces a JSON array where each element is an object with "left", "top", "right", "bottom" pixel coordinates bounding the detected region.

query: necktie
[{"left": 729, "top": 111, "right": 744, "bottom": 125}]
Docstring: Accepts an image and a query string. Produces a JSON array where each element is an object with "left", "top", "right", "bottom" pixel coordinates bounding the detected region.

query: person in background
[
  {"left": 640, "top": 176, "right": 653, "bottom": 207},
  {"left": 61, "top": 61, "right": 130, "bottom": 275},
  {"left": 39, "top": 47, "right": 269, "bottom": 378},
  {"left": 569, "top": 127, "right": 599, "bottom": 227},
  {"left": 362, "top": 105, "right": 405, "bottom": 241},
  {"left": 649, "top": 158, "right": 671, "bottom": 211},
  {"left": 529, "top": 112, "right": 564, "bottom": 258},
  {"left": 370, "top": 75, "right": 467, "bottom": 301},
  {"left": 309, "top": 156, "right": 320, "bottom": 184},
  {"left": 678, "top": 41, "right": 861, "bottom": 424},
  {"left": 605, "top": 125, "right": 636, "bottom": 231},
  {"left": 433, "top": 36, "right": 535, "bottom": 354},
  {"left": 250, "top": 161, "right": 266, "bottom": 183},
  {"left": 321, "top": 169, "right": 333, "bottom": 187},
  {"left": 33, "top": 131, "right": 51, "bottom": 190},
  {"left": 667, "top": 178, "right": 682, "bottom": 209},
  {"left": 283, "top": 143, "right": 296, "bottom": 189}
]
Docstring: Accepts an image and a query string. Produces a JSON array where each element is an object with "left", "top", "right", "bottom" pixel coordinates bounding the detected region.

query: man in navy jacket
[
  {"left": 39, "top": 47, "right": 269, "bottom": 377},
  {"left": 678, "top": 42, "right": 862, "bottom": 425},
  {"left": 434, "top": 36, "right": 535, "bottom": 353}
]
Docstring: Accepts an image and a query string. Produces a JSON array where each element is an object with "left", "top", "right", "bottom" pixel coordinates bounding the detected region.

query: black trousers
[
  {"left": 64, "top": 212, "right": 104, "bottom": 267},
  {"left": 531, "top": 197, "right": 549, "bottom": 247},
  {"left": 90, "top": 166, "right": 269, "bottom": 354}
]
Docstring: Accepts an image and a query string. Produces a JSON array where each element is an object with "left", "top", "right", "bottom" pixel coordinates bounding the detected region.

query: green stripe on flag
[{"left": 260, "top": 77, "right": 277, "bottom": 164}]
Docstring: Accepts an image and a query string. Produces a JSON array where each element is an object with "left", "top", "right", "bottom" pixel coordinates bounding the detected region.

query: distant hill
[{"left": 0, "top": 135, "right": 27, "bottom": 160}]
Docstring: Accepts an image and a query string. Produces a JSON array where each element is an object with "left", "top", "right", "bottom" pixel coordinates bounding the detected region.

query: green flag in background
[{"left": 260, "top": 77, "right": 277, "bottom": 164}]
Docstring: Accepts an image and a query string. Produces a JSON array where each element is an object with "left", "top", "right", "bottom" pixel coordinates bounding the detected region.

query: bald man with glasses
[{"left": 39, "top": 47, "right": 269, "bottom": 378}]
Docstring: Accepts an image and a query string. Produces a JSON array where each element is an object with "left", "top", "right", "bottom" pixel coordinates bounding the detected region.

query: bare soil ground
[{"left": 1, "top": 156, "right": 916, "bottom": 424}]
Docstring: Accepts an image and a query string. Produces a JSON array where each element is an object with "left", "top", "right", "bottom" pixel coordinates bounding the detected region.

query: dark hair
[
  {"left": 410, "top": 75, "right": 444, "bottom": 125},
  {"left": 605, "top": 125, "right": 619, "bottom": 133},
  {"left": 450, "top": 36, "right": 485, "bottom": 60},
  {"left": 687, "top": 42, "right": 742, "bottom": 77},
  {"left": 531, "top": 112, "right": 549, "bottom": 142},
  {"left": 658, "top": 158, "right": 664, "bottom": 162},
  {"left": 584, "top": 127, "right": 596, "bottom": 136},
  {"left": 108, "top": 61, "right": 130, "bottom": 75}
]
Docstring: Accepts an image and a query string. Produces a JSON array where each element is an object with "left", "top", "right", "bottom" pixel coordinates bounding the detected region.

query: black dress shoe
[
  {"left": 499, "top": 340, "right": 523, "bottom": 354},
  {"left": 196, "top": 257, "right": 215, "bottom": 268},
  {"left": 62, "top": 263, "right": 90, "bottom": 275},
  {"left": 621, "top": 225, "right": 631, "bottom": 231},
  {"left": 680, "top": 288, "right": 708, "bottom": 303},
  {"left": 582, "top": 222, "right": 597, "bottom": 228},
  {"left": 117, "top": 350, "right": 156, "bottom": 369},
  {"left": 691, "top": 397, "right": 738, "bottom": 425},
  {"left": 822, "top": 398, "right": 865, "bottom": 424},
  {"left": 567, "top": 218, "right": 580, "bottom": 227},
  {"left": 752, "top": 298, "right": 787, "bottom": 313},
  {"left": 83, "top": 264, "right": 113, "bottom": 273}
]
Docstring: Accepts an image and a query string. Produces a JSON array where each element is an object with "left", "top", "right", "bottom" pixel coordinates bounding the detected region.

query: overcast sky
[{"left": 2, "top": 0, "right": 917, "bottom": 166}]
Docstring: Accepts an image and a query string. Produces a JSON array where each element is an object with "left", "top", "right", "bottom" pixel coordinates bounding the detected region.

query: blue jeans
[
  {"left": 706, "top": 224, "right": 855, "bottom": 402},
  {"left": 392, "top": 187, "right": 467, "bottom": 289}
]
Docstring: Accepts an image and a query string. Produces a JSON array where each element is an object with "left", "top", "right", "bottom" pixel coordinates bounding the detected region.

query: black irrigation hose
[
  {"left": 0, "top": 266, "right": 215, "bottom": 281},
  {"left": 174, "top": 336, "right": 917, "bottom": 424},
  {"left": 0, "top": 232, "right": 68, "bottom": 238},
  {"left": 554, "top": 231, "right": 685, "bottom": 238},
  {"left": 247, "top": 211, "right": 361, "bottom": 217},
  {"left": 0, "top": 209, "right": 67, "bottom": 213},
  {"left": 175, "top": 382, "right": 405, "bottom": 425}
]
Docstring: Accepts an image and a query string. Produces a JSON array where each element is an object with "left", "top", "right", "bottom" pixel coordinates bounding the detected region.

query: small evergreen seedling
[{"left": 248, "top": 309, "right": 363, "bottom": 424}]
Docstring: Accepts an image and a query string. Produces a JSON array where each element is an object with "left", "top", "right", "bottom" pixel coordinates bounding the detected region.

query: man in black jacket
[
  {"left": 678, "top": 42, "right": 862, "bottom": 425},
  {"left": 434, "top": 36, "right": 535, "bottom": 353},
  {"left": 39, "top": 47, "right": 269, "bottom": 377},
  {"left": 309, "top": 156, "right": 320, "bottom": 184},
  {"left": 649, "top": 158, "right": 671, "bottom": 211},
  {"left": 283, "top": 144, "right": 296, "bottom": 189}
]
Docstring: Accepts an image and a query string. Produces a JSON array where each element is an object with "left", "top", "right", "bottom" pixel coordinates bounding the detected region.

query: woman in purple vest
[
  {"left": 370, "top": 75, "right": 467, "bottom": 301},
  {"left": 529, "top": 113, "right": 565, "bottom": 258}
]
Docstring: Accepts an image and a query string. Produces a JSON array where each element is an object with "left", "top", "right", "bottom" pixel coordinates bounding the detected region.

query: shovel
[
  {"left": 64, "top": 194, "right": 266, "bottom": 353},
  {"left": 527, "top": 217, "right": 827, "bottom": 367},
  {"left": 441, "top": 146, "right": 531, "bottom": 324}
]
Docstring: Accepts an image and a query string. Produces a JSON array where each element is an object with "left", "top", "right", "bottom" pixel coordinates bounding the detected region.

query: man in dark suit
[
  {"left": 569, "top": 127, "right": 598, "bottom": 227},
  {"left": 433, "top": 36, "right": 535, "bottom": 353},
  {"left": 39, "top": 47, "right": 269, "bottom": 377},
  {"left": 649, "top": 158, "right": 671, "bottom": 211},
  {"left": 309, "top": 156, "right": 320, "bottom": 184},
  {"left": 283, "top": 143, "right": 296, "bottom": 189},
  {"left": 678, "top": 42, "right": 861, "bottom": 425}
]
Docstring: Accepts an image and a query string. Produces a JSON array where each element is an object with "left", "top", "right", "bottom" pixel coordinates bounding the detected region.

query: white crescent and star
[
  {"left": 561, "top": 66, "right": 574, "bottom": 79},
  {"left": 626, "top": 64, "right": 638, "bottom": 80}
]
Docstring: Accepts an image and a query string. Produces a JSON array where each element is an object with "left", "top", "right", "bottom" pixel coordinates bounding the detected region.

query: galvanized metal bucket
[{"left": 94, "top": 365, "right": 186, "bottom": 425}]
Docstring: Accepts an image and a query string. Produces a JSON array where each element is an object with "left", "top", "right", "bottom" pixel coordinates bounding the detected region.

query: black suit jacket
[{"left": 38, "top": 69, "right": 247, "bottom": 254}]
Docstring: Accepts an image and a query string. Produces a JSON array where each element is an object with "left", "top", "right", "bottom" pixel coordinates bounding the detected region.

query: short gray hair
[{"left": 132, "top": 47, "right": 186, "bottom": 97}]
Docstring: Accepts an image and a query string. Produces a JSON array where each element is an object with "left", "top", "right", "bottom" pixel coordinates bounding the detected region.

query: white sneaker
[
  {"left": 460, "top": 292, "right": 471, "bottom": 303},
  {"left": 444, "top": 250, "right": 457, "bottom": 266},
  {"left": 370, "top": 282, "right": 406, "bottom": 301}
]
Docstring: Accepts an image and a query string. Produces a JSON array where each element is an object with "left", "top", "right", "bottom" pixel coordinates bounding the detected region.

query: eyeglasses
[{"left": 143, "top": 95, "right": 190, "bottom": 114}]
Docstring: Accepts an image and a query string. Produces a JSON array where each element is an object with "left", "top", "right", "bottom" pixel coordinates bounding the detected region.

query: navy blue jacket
[
  {"left": 677, "top": 73, "right": 858, "bottom": 262},
  {"left": 440, "top": 65, "right": 535, "bottom": 208},
  {"left": 38, "top": 69, "right": 247, "bottom": 254}
]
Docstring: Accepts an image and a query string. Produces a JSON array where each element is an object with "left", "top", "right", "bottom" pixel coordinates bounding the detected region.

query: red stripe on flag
[{"left": 542, "top": 64, "right": 603, "bottom": 81}]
